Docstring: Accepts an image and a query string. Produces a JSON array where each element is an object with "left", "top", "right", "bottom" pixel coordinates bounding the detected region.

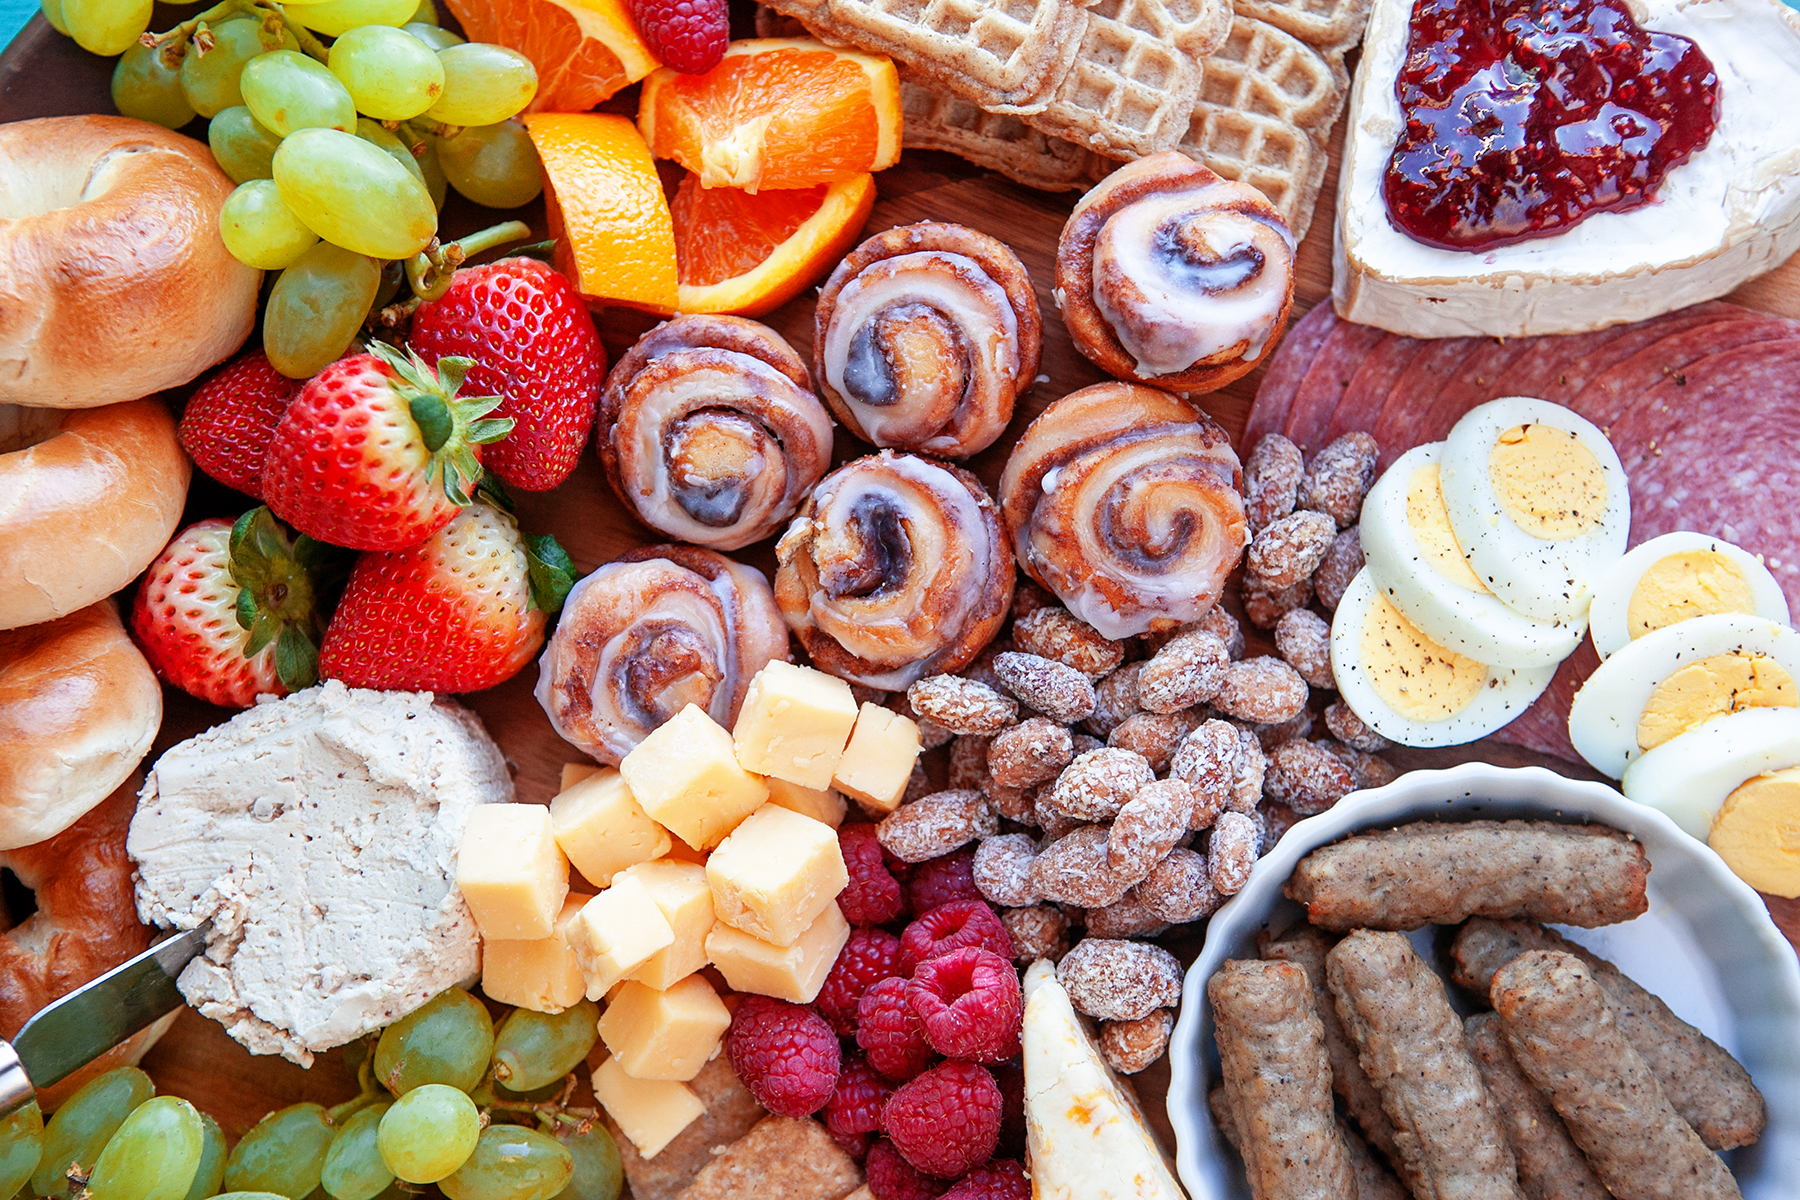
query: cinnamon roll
[
  {"left": 598, "top": 315, "right": 835, "bottom": 551},
  {"left": 998, "top": 383, "right": 1248, "bottom": 640},
  {"left": 535, "top": 544, "right": 790, "bottom": 765},
  {"left": 814, "top": 222, "right": 1042, "bottom": 459},
  {"left": 1056, "top": 152, "right": 1296, "bottom": 395},
  {"left": 775, "top": 451, "right": 1014, "bottom": 690}
]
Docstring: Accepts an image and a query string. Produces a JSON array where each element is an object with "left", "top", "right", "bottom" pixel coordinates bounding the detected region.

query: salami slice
[
  {"left": 1323, "top": 334, "right": 1432, "bottom": 449},
  {"left": 1243, "top": 301, "right": 1338, "bottom": 448},
  {"left": 1570, "top": 315, "right": 1799, "bottom": 430},
  {"left": 1282, "top": 318, "right": 1389, "bottom": 454}
]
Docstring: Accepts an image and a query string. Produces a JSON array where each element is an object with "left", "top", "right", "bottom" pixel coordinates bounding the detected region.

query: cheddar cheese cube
[
  {"left": 569, "top": 875, "right": 675, "bottom": 1000},
  {"left": 455, "top": 804, "right": 570, "bottom": 940},
  {"left": 705, "top": 901, "right": 850, "bottom": 1003},
  {"left": 706, "top": 805, "right": 847, "bottom": 946},
  {"left": 599, "top": 975, "right": 732, "bottom": 1082},
  {"left": 480, "top": 894, "right": 591, "bottom": 1014},
  {"left": 592, "top": 1055, "right": 704, "bottom": 1160},
  {"left": 763, "top": 777, "right": 847, "bottom": 828},
  {"left": 832, "top": 703, "right": 922, "bottom": 813},
  {"left": 618, "top": 859, "right": 715, "bottom": 989},
  {"left": 561, "top": 761, "right": 602, "bottom": 791},
  {"left": 550, "top": 768, "right": 671, "bottom": 887},
  {"left": 620, "top": 705, "right": 768, "bottom": 850},
  {"left": 732, "top": 661, "right": 859, "bottom": 790}
]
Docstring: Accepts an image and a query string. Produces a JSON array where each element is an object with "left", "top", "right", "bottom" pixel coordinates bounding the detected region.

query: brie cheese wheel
[
  {"left": 1333, "top": 0, "right": 1800, "bottom": 337},
  {"left": 1022, "top": 960, "right": 1186, "bottom": 1200}
]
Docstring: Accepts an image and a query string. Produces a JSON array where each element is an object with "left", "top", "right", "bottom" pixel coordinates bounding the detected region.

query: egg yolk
[
  {"left": 1627, "top": 551, "right": 1756, "bottom": 640},
  {"left": 1637, "top": 653, "right": 1798, "bottom": 751},
  {"left": 1709, "top": 767, "right": 1800, "bottom": 898},
  {"left": 1406, "top": 465, "right": 1488, "bottom": 592},
  {"left": 1359, "top": 590, "right": 1489, "bottom": 721},
  {"left": 1488, "top": 423, "right": 1606, "bottom": 540}
]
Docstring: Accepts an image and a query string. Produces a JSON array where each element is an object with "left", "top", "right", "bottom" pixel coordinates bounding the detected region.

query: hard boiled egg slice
[
  {"left": 1620, "top": 707, "right": 1800, "bottom": 896},
  {"left": 1566, "top": 613, "right": 1800, "bottom": 779},
  {"left": 1439, "top": 397, "right": 1629, "bottom": 624},
  {"left": 1329, "top": 567, "right": 1558, "bottom": 748},
  {"left": 1360, "top": 442, "right": 1583, "bottom": 668},
  {"left": 1587, "top": 532, "right": 1790, "bottom": 660}
]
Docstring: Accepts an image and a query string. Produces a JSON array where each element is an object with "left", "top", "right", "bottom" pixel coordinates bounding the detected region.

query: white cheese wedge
[
  {"left": 1334, "top": 0, "right": 1800, "bottom": 337},
  {"left": 1021, "top": 960, "right": 1186, "bottom": 1200}
]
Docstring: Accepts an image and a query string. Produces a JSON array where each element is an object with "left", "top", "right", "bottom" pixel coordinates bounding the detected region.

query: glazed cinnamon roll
[
  {"left": 775, "top": 451, "right": 1014, "bottom": 690},
  {"left": 814, "top": 222, "right": 1042, "bottom": 459},
  {"left": 998, "top": 383, "right": 1248, "bottom": 640},
  {"left": 1056, "top": 152, "right": 1296, "bottom": 395},
  {"left": 598, "top": 315, "right": 835, "bottom": 551},
  {"left": 535, "top": 544, "right": 790, "bottom": 765}
]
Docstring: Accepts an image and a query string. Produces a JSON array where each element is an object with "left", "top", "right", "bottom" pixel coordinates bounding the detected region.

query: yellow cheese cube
[
  {"left": 550, "top": 768, "right": 671, "bottom": 887},
  {"left": 456, "top": 804, "right": 570, "bottom": 940},
  {"left": 620, "top": 705, "right": 769, "bottom": 850},
  {"left": 764, "top": 777, "right": 847, "bottom": 828},
  {"left": 561, "top": 761, "right": 602, "bottom": 791},
  {"left": 705, "top": 901, "right": 850, "bottom": 1003},
  {"left": 732, "top": 661, "right": 859, "bottom": 790},
  {"left": 569, "top": 876, "right": 675, "bottom": 1000},
  {"left": 591, "top": 1055, "right": 704, "bottom": 1160},
  {"left": 706, "top": 805, "right": 848, "bottom": 946},
  {"left": 617, "top": 859, "right": 715, "bottom": 989},
  {"left": 480, "top": 894, "right": 591, "bottom": 1013},
  {"left": 599, "top": 975, "right": 732, "bottom": 1082},
  {"left": 664, "top": 833, "right": 709, "bottom": 865},
  {"left": 832, "top": 704, "right": 922, "bottom": 813}
]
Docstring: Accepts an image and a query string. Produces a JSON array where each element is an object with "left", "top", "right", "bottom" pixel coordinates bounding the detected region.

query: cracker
[
  {"left": 608, "top": 1056, "right": 766, "bottom": 1200},
  {"left": 674, "top": 1115, "right": 864, "bottom": 1200}
]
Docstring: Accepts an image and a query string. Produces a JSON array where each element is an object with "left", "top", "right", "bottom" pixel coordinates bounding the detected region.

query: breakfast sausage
[
  {"left": 1211, "top": 1085, "right": 1406, "bottom": 1200},
  {"left": 1464, "top": 1013, "right": 1610, "bottom": 1200}
]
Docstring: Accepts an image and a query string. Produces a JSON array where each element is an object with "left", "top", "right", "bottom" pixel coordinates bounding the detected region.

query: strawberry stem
[
  {"left": 228, "top": 507, "right": 340, "bottom": 692},
  {"left": 410, "top": 394, "right": 454, "bottom": 453}
]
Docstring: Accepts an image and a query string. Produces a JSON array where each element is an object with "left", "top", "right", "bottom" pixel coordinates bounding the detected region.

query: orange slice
[
  {"left": 522, "top": 112, "right": 678, "bottom": 314},
  {"left": 445, "top": 0, "right": 659, "bottom": 114},
  {"left": 638, "top": 38, "right": 901, "bottom": 193},
  {"left": 671, "top": 171, "right": 876, "bottom": 315}
]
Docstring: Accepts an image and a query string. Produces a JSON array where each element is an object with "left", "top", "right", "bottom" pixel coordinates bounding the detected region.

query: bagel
[
  {"left": 0, "top": 115, "right": 261, "bottom": 409},
  {"left": 0, "top": 399, "right": 190, "bottom": 631}
]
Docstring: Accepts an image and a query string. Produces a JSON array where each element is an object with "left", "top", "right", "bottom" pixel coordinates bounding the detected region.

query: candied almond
[
  {"left": 1208, "top": 811, "right": 1259, "bottom": 895},
  {"left": 1172, "top": 720, "right": 1238, "bottom": 828},
  {"left": 1132, "top": 847, "right": 1220, "bottom": 924},
  {"left": 993, "top": 652, "right": 1097, "bottom": 724},
  {"left": 1320, "top": 739, "right": 1398, "bottom": 790},
  {"left": 1012, "top": 607, "right": 1126, "bottom": 678},
  {"left": 973, "top": 834, "right": 1040, "bottom": 908},
  {"left": 1243, "top": 433, "right": 1304, "bottom": 534},
  {"left": 1029, "top": 826, "right": 1137, "bottom": 908},
  {"left": 1275, "top": 608, "right": 1334, "bottom": 690},
  {"left": 1194, "top": 605, "right": 1245, "bottom": 660},
  {"left": 1070, "top": 732, "right": 1104, "bottom": 757},
  {"left": 949, "top": 734, "right": 994, "bottom": 791},
  {"left": 1047, "top": 747, "right": 1154, "bottom": 822},
  {"left": 1083, "top": 898, "right": 1168, "bottom": 940},
  {"left": 1056, "top": 938, "right": 1182, "bottom": 1021},
  {"left": 1001, "top": 905, "right": 1070, "bottom": 964},
  {"left": 902, "top": 761, "right": 934, "bottom": 806},
  {"left": 1325, "top": 699, "right": 1390, "bottom": 751},
  {"left": 985, "top": 780, "right": 1036, "bottom": 821},
  {"left": 1300, "top": 431, "right": 1379, "bottom": 527},
  {"left": 1230, "top": 727, "right": 1266, "bottom": 813},
  {"left": 960, "top": 640, "right": 1011, "bottom": 693},
  {"left": 1313, "top": 528, "right": 1363, "bottom": 613},
  {"left": 1107, "top": 778, "right": 1194, "bottom": 877},
  {"left": 988, "top": 718, "right": 1074, "bottom": 789},
  {"left": 1246, "top": 510, "right": 1337, "bottom": 592},
  {"left": 877, "top": 790, "right": 997, "bottom": 863},
  {"left": 1011, "top": 579, "right": 1055, "bottom": 622},
  {"left": 908, "top": 675, "right": 1017, "bottom": 735},
  {"left": 1242, "top": 578, "right": 1312, "bottom": 629},
  {"left": 1107, "top": 710, "right": 1199, "bottom": 771},
  {"left": 1264, "top": 740, "right": 1355, "bottom": 816},
  {"left": 1137, "top": 630, "right": 1229, "bottom": 714},
  {"left": 1210, "top": 657, "right": 1308, "bottom": 725},
  {"left": 1085, "top": 663, "right": 1144, "bottom": 738},
  {"left": 1257, "top": 799, "right": 1302, "bottom": 848},
  {"left": 1099, "top": 1010, "right": 1175, "bottom": 1075},
  {"left": 1252, "top": 710, "right": 1314, "bottom": 753}
]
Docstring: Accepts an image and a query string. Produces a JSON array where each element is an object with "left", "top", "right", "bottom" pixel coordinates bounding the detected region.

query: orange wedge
[
  {"left": 671, "top": 171, "right": 876, "bottom": 315},
  {"left": 445, "top": 0, "right": 658, "bottom": 114},
  {"left": 638, "top": 38, "right": 901, "bottom": 193},
  {"left": 522, "top": 112, "right": 678, "bottom": 314}
]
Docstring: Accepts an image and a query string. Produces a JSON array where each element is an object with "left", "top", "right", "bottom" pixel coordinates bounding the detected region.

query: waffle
[
  {"left": 900, "top": 76, "right": 1104, "bottom": 191},
  {"left": 1232, "top": 0, "right": 1370, "bottom": 55}
]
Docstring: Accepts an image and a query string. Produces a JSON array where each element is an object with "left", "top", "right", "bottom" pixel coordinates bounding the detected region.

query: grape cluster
[{"left": 0, "top": 987, "right": 622, "bottom": 1200}]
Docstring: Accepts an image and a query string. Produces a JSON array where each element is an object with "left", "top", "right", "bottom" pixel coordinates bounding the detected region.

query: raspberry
[
  {"left": 900, "top": 900, "right": 1013, "bottom": 975},
  {"left": 824, "top": 1053, "right": 893, "bottom": 1147},
  {"left": 818, "top": 927, "right": 905, "bottom": 1035},
  {"left": 840, "top": 823, "right": 906, "bottom": 925},
  {"left": 907, "top": 948, "right": 1023, "bottom": 1062},
  {"left": 833, "top": 1128, "right": 873, "bottom": 1160},
  {"left": 990, "top": 1063, "right": 1027, "bottom": 1159},
  {"left": 867, "top": 1139, "right": 949, "bottom": 1200},
  {"left": 625, "top": 0, "right": 728, "bottom": 74},
  {"left": 857, "top": 976, "right": 938, "bottom": 1082},
  {"left": 941, "top": 1160, "right": 1030, "bottom": 1200},
  {"left": 726, "top": 995, "right": 841, "bottom": 1117},
  {"left": 906, "top": 848, "right": 982, "bottom": 914},
  {"left": 882, "top": 1060, "right": 1003, "bottom": 1178}
]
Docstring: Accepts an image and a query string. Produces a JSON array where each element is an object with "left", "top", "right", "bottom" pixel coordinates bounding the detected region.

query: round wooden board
[{"left": 6, "top": 3, "right": 1800, "bottom": 1154}]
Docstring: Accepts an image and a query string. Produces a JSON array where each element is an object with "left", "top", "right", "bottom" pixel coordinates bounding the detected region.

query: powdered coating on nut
[
  {"left": 1230, "top": 726, "right": 1266, "bottom": 813},
  {"left": 1252, "top": 710, "right": 1314, "bottom": 753},
  {"left": 1257, "top": 799, "right": 1302, "bottom": 848},
  {"left": 1033, "top": 789, "right": 1084, "bottom": 840},
  {"left": 988, "top": 717, "right": 1075, "bottom": 789},
  {"left": 973, "top": 833, "right": 1040, "bottom": 907},
  {"left": 1300, "top": 431, "right": 1379, "bottom": 527},
  {"left": 1246, "top": 510, "right": 1337, "bottom": 592},
  {"left": 993, "top": 652, "right": 1097, "bottom": 723},
  {"left": 1211, "top": 657, "right": 1309, "bottom": 724},
  {"left": 877, "top": 789, "right": 998, "bottom": 863},
  {"left": 1057, "top": 938, "right": 1183, "bottom": 1021},
  {"left": 1108, "top": 778, "right": 1195, "bottom": 876},
  {"left": 1049, "top": 748, "right": 1156, "bottom": 822},
  {"left": 908, "top": 676, "right": 1018, "bottom": 735},
  {"left": 1012, "top": 607, "right": 1126, "bottom": 678},
  {"left": 959, "top": 642, "right": 1010, "bottom": 693},
  {"left": 1030, "top": 826, "right": 1137, "bottom": 907},
  {"left": 1324, "top": 699, "right": 1390, "bottom": 752},
  {"left": 1172, "top": 720, "right": 1238, "bottom": 828},
  {"left": 1318, "top": 739, "right": 1398, "bottom": 790},
  {"left": 891, "top": 693, "right": 954, "bottom": 749},
  {"left": 1194, "top": 606, "right": 1245, "bottom": 660},
  {"left": 902, "top": 761, "right": 934, "bottom": 806},
  {"left": 1099, "top": 1010, "right": 1175, "bottom": 1074},
  {"left": 1108, "top": 710, "right": 1200, "bottom": 772},
  {"left": 986, "top": 780, "right": 1037, "bottom": 821},
  {"left": 1137, "top": 630, "right": 1229, "bottom": 714},
  {"left": 1244, "top": 434, "right": 1305, "bottom": 534},
  {"left": 1002, "top": 905, "right": 1070, "bottom": 963},
  {"left": 1133, "top": 847, "right": 1221, "bottom": 923},
  {"left": 1264, "top": 740, "right": 1356, "bottom": 816},
  {"left": 1086, "top": 663, "right": 1144, "bottom": 738},
  {"left": 1275, "top": 608, "right": 1335, "bottom": 690},
  {"left": 1083, "top": 898, "right": 1168, "bottom": 940},
  {"left": 1242, "top": 577, "right": 1312, "bottom": 630},
  {"left": 1071, "top": 732, "right": 1104, "bottom": 757},
  {"left": 949, "top": 734, "right": 994, "bottom": 791},
  {"left": 1209, "top": 811, "right": 1259, "bottom": 895},
  {"left": 1313, "top": 528, "right": 1363, "bottom": 613}
]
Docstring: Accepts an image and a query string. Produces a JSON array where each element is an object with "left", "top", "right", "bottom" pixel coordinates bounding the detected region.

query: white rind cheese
[
  {"left": 1022, "top": 960, "right": 1186, "bottom": 1200},
  {"left": 130, "top": 681, "right": 509, "bottom": 1065},
  {"left": 1334, "top": 0, "right": 1800, "bottom": 337}
]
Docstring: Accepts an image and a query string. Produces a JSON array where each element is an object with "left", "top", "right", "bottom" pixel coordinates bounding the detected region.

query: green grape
[
  {"left": 372, "top": 258, "right": 406, "bottom": 314},
  {"left": 40, "top": 0, "right": 68, "bottom": 36},
  {"left": 222, "top": 1103, "right": 334, "bottom": 1198},
  {"left": 33, "top": 1068, "right": 154, "bottom": 1198},
  {"left": 490, "top": 1001, "right": 597, "bottom": 1094},
  {"left": 209, "top": 106, "right": 284, "bottom": 183},
  {"left": 86, "top": 1096, "right": 204, "bottom": 1200},
  {"left": 113, "top": 42, "right": 196, "bottom": 129},
  {"left": 180, "top": 18, "right": 298, "bottom": 118},
  {"left": 551, "top": 1126, "right": 621, "bottom": 1200},
  {"left": 329, "top": 26, "right": 444, "bottom": 120},
  {"left": 417, "top": 133, "right": 449, "bottom": 208},
  {"left": 288, "top": 0, "right": 417, "bottom": 37},
  {"left": 375, "top": 1086, "right": 478, "bottom": 1184},
  {"left": 62, "top": 0, "right": 152, "bottom": 57},
  {"left": 440, "top": 1128, "right": 571, "bottom": 1200},
  {"left": 355, "top": 118, "right": 428, "bottom": 190},
  {"left": 263, "top": 241, "right": 380, "bottom": 378},
  {"left": 437, "top": 120, "right": 542, "bottom": 210},
  {"left": 320, "top": 1104, "right": 393, "bottom": 1200},
  {"left": 428, "top": 44, "right": 538, "bottom": 127},
  {"left": 209, "top": 1194, "right": 289, "bottom": 1200},
  {"left": 409, "top": 0, "right": 438, "bottom": 24},
  {"left": 241, "top": 49, "right": 356, "bottom": 137},
  {"left": 373, "top": 987, "right": 494, "bottom": 1095},
  {"left": 401, "top": 22, "right": 462, "bottom": 50},
  {"left": 220, "top": 179, "right": 319, "bottom": 269},
  {"left": 272, "top": 127, "right": 437, "bottom": 259},
  {"left": 0, "top": 1102, "right": 43, "bottom": 1200},
  {"left": 184, "top": 1115, "right": 229, "bottom": 1200}
]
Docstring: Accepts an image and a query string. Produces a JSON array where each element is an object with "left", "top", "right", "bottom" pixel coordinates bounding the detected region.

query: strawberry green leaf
[
  {"left": 465, "top": 417, "right": 516, "bottom": 444},
  {"left": 274, "top": 624, "right": 320, "bottom": 692},
  {"left": 477, "top": 475, "right": 517, "bottom": 514},
  {"left": 523, "top": 533, "right": 576, "bottom": 614},
  {"left": 410, "top": 393, "right": 454, "bottom": 452}
]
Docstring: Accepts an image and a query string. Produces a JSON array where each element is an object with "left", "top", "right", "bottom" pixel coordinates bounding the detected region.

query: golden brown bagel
[
  {"left": 0, "top": 115, "right": 260, "bottom": 408},
  {"left": 0, "top": 399, "right": 190, "bottom": 631}
]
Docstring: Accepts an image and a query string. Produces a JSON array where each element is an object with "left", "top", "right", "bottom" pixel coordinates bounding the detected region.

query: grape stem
[
  {"left": 404, "top": 220, "right": 534, "bottom": 303},
  {"left": 140, "top": 0, "right": 324, "bottom": 69}
]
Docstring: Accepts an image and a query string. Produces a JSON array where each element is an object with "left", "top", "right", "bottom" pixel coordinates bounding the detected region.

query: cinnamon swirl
[
  {"left": 775, "top": 451, "right": 1014, "bottom": 690},
  {"left": 598, "top": 316, "right": 835, "bottom": 552},
  {"left": 998, "top": 383, "right": 1248, "bottom": 639},
  {"left": 535, "top": 544, "right": 790, "bottom": 765},
  {"left": 814, "top": 222, "right": 1042, "bottom": 459},
  {"left": 1056, "top": 153, "right": 1296, "bottom": 395}
]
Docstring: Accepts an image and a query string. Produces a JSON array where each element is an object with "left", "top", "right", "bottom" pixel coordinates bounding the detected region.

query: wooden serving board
[{"left": 5, "top": 5, "right": 1800, "bottom": 1150}]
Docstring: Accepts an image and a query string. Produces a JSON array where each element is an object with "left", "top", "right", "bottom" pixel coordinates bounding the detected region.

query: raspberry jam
[{"left": 1383, "top": 0, "right": 1720, "bottom": 251}]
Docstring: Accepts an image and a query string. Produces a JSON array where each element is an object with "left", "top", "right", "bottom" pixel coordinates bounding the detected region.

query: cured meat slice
[
  {"left": 1281, "top": 318, "right": 1389, "bottom": 454},
  {"left": 1323, "top": 334, "right": 1431, "bottom": 449},
  {"left": 1568, "top": 313, "right": 1795, "bottom": 429},
  {"left": 1244, "top": 302, "right": 1339, "bottom": 448}
]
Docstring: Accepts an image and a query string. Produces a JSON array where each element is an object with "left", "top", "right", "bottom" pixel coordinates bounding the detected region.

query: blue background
[{"left": 2, "top": 1, "right": 32, "bottom": 47}]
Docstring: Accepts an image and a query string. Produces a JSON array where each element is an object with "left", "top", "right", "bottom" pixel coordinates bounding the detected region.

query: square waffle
[
  {"left": 1232, "top": 0, "right": 1370, "bottom": 55},
  {"left": 899, "top": 75, "right": 1105, "bottom": 190}
]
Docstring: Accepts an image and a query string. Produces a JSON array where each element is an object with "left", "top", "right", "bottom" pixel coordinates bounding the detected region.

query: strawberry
[
  {"left": 178, "top": 351, "right": 301, "bottom": 499},
  {"left": 260, "top": 342, "right": 511, "bottom": 552},
  {"left": 318, "top": 500, "right": 575, "bottom": 693},
  {"left": 408, "top": 256, "right": 604, "bottom": 492},
  {"left": 131, "top": 508, "right": 338, "bottom": 708}
]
